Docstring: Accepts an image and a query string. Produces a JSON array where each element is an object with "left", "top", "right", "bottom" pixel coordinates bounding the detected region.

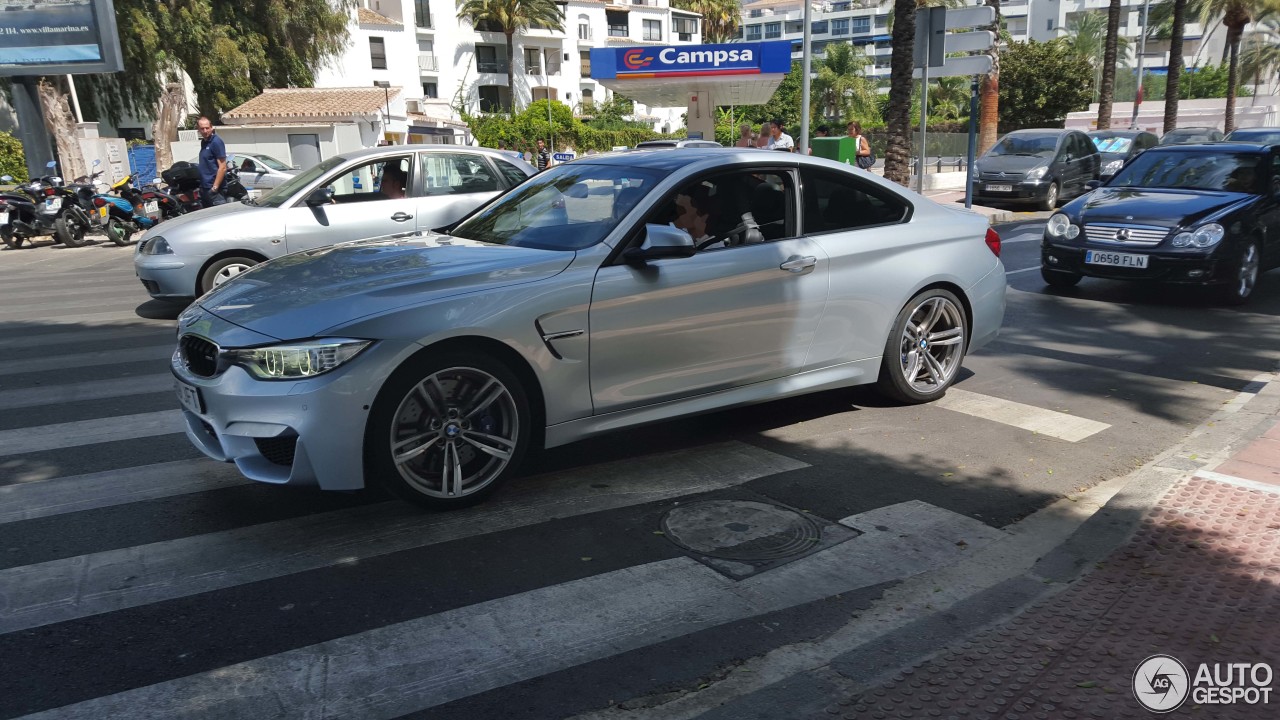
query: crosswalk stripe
[
  {"left": 0, "top": 283, "right": 149, "bottom": 302},
  {"left": 0, "top": 296, "right": 147, "bottom": 321},
  {"left": 0, "top": 309, "right": 170, "bottom": 327},
  {"left": 0, "top": 325, "right": 172, "bottom": 352},
  {"left": 0, "top": 441, "right": 807, "bottom": 634},
  {"left": 0, "top": 345, "right": 173, "bottom": 377},
  {"left": 0, "top": 409, "right": 183, "bottom": 458},
  {"left": 16, "top": 501, "right": 1001, "bottom": 720},
  {"left": 936, "top": 387, "right": 1110, "bottom": 442},
  {"left": 0, "top": 373, "right": 173, "bottom": 410},
  {"left": 0, "top": 459, "right": 250, "bottom": 524}
]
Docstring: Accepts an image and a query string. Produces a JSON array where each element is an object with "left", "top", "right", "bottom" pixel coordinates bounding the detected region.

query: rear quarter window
[{"left": 801, "top": 168, "right": 909, "bottom": 234}]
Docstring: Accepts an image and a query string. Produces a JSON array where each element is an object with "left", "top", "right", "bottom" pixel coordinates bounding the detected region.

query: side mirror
[
  {"left": 256, "top": 170, "right": 267, "bottom": 177},
  {"left": 1085, "top": 180, "right": 1102, "bottom": 191},
  {"left": 565, "top": 182, "right": 589, "bottom": 199},
  {"left": 305, "top": 187, "right": 335, "bottom": 206},
  {"left": 623, "top": 224, "right": 696, "bottom": 265}
]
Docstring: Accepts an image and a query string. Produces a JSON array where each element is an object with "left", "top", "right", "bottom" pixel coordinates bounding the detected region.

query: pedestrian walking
[
  {"left": 735, "top": 124, "right": 754, "bottom": 148},
  {"left": 196, "top": 116, "right": 228, "bottom": 208},
  {"left": 757, "top": 122, "right": 773, "bottom": 149},
  {"left": 770, "top": 120, "right": 795, "bottom": 152},
  {"left": 847, "top": 121, "right": 875, "bottom": 169}
]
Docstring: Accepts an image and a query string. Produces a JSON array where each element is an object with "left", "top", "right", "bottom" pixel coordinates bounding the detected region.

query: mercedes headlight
[
  {"left": 1172, "top": 223, "right": 1225, "bottom": 248},
  {"left": 1102, "top": 160, "right": 1124, "bottom": 175},
  {"left": 142, "top": 236, "right": 173, "bottom": 255},
  {"left": 969, "top": 166, "right": 980, "bottom": 181},
  {"left": 1026, "top": 166, "right": 1048, "bottom": 181},
  {"left": 225, "top": 338, "right": 372, "bottom": 380},
  {"left": 1046, "top": 213, "right": 1079, "bottom": 239}
]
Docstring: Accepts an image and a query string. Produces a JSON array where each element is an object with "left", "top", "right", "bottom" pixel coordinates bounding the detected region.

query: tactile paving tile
[{"left": 817, "top": 477, "right": 1280, "bottom": 719}]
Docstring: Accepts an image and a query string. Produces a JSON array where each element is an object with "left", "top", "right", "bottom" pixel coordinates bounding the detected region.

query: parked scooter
[
  {"left": 160, "top": 161, "right": 248, "bottom": 211},
  {"left": 93, "top": 175, "right": 156, "bottom": 246},
  {"left": 31, "top": 161, "right": 99, "bottom": 248}
]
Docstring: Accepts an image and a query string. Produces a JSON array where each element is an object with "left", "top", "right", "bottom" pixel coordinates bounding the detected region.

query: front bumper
[
  {"left": 1041, "top": 242, "right": 1233, "bottom": 284},
  {"left": 135, "top": 245, "right": 196, "bottom": 299},
  {"left": 971, "top": 180, "right": 1051, "bottom": 204},
  {"left": 172, "top": 332, "right": 418, "bottom": 491}
]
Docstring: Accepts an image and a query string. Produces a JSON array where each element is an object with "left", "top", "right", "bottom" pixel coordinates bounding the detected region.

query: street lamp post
[
  {"left": 1130, "top": 0, "right": 1151, "bottom": 129},
  {"left": 374, "top": 80, "right": 392, "bottom": 143}
]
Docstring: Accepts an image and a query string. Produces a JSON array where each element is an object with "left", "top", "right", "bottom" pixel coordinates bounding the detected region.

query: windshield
[
  {"left": 1225, "top": 130, "right": 1280, "bottom": 144},
  {"left": 249, "top": 154, "right": 292, "bottom": 171},
  {"left": 1109, "top": 151, "right": 1262, "bottom": 193},
  {"left": 255, "top": 155, "right": 345, "bottom": 207},
  {"left": 450, "top": 163, "right": 667, "bottom": 250},
  {"left": 1092, "top": 136, "right": 1133, "bottom": 154},
  {"left": 987, "top": 134, "right": 1059, "bottom": 158}
]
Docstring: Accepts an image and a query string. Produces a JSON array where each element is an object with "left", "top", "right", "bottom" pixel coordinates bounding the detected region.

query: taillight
[
  {"left": 985, "top": 227, "right": 1001, "bottom": 258},
  {"left": 43, "top": 187, "right": 55, "bottom": 196},
  {"left": 93, "top": 197, "right": 107, "bottom": 207},
  {"left": 178, "top": 194, "right": 190, "bottom": 202}
]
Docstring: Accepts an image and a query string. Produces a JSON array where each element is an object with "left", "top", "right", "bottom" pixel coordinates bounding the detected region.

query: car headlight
[
  {"left": 224, "top": 338, "right": 372, "bottom": 380},
  {"left": 142, "top": 236, "right": 172, "bottom": 255},
  {"left": 1046, "top": 213, "right": 1080, "bottom": 239},
  {"left": 1026, "top": 166, "right": 1048, "bottom": 181},
  {"left": 970, "top": 166, "right": 980, "bottom": 181},
  {"left": 1102, "top": 159, "right": 1124, "bottom": 175},
  {"left": 1172, "top": 223, "right": 1225, "bottom": 248}
]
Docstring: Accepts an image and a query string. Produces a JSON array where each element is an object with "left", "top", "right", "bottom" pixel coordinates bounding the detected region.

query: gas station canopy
[{"left": 589, "top": 41, "right": 793, "bottom": 108}]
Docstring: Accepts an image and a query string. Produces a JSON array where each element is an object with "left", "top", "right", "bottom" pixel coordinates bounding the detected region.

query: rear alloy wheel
[
  {"left": 199, "top": 256, "right": 259, "bottom": 294},
  {"left": 877, "top": 289, "right": 968, "bottom": 404},
  {"left": 54, "top": 207, "right": 91, "bottom": 247},
  {"left": 1038, "top": 181, "right": 1059, "bottom": 211},
  {"left": 1218, "top": 242, "right": 1260, "bottom": 306},
  {"left": 1041, "top": 267, "right": 1082, "bottom": 288},
  {"left": 368, "top": 352, "right": 531, "bottom": 509}
]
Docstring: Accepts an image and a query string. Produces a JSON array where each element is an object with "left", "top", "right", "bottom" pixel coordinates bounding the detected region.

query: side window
[
  {"left": 1075, "top": 135, "right": 1092, "bottom": 156},
  {"left": 238, "top": 157, "right": 259, "bottom": 174},
  {"left": 644, "top": 170, "right": 795, "bottom": 251},
  {"left": 325, "top": 156, "right": 412, "bottom": 202},
  {"left": 801, "top": 168, "right": 908, "bottom": 234},
  {"left": 420, "top": 153, "right": 501, "bottom": 194},
  {"left": 494, "top": 158, "right": 531, "bottom": 188}
]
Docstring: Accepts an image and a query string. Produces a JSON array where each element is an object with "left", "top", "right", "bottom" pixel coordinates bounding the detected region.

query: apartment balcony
[
  {"left": 580, "top": 61, "right": 591, "bottom": 76},
  {"left": 526, "top": 60, "right": 563, "bottom": 76},
  {"left": 631, "top": 0, "right": 659, "bottom": 6},
  {"left": 418, "top": 53, "right": 438, "bottom": 72},
  {"left": 477, "top": 60, "right": 510, "bottom": 75},
  {"left": 608, "top": 25, "right": 629, "bottom": 38}
]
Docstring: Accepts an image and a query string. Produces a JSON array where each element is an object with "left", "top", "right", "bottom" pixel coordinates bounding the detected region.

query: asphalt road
[{"left": 1, "top": 226, "right": 1277, "bottom": 720}]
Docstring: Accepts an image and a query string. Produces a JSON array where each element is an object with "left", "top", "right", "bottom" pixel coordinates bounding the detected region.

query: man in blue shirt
[{"left": 196, "top": 116, "right": 228, "bottom": 207}]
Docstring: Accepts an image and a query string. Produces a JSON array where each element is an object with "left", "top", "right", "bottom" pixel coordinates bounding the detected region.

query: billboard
[{"left": 0, "top": 0, "right": 123, "bottom": 76}]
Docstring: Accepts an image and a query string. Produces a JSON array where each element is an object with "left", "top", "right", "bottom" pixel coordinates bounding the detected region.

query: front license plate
[
  {"left": 1085, "top": 250, "right": 1149, "bottom": 268},
  {"left": 175, "top": 380, "right": 204, "bottom": 414},
  {"left": 44, "top": 197, "right": 62, "bottom": 212},
  {"left": 144, "top": 200, "right": 159, "bottom": 215},
  {"left": 985, "top": 183, "right": 1013, "bottom": 192}
]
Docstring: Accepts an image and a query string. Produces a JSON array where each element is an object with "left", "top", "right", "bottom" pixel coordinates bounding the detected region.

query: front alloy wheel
[
  {"left": 369, "top": 352, "right": 531, "bottom": 509},
  {"left": 1219, "top": 242, "right": 1260, "bottom": 306},
  {"left": 1038, "top": 181, "right": 1059, "bottom": 212},
  {"left": 877, "top": 289, "right": 968, "bottom": 404}
]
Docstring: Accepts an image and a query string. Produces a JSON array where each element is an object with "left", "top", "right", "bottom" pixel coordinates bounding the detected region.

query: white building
[
  {"left": 738, "top": 0, "right": 1256, "bottom": 90},
  {"left": 313, "top": 0, "right": 705, "bottom": 144}
]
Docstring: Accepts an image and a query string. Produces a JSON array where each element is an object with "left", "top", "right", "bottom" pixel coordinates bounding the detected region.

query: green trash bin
[{"left": 811, "top": 137, "right": 859, "bottom": 164}]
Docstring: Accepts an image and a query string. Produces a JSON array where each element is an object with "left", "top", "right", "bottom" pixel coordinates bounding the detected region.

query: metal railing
[
  {"left": 477, "top": 59, "right": 509, "bottom": 74},
  {"left": 418, "top": 53, "right": 438, "bottom": 72}
]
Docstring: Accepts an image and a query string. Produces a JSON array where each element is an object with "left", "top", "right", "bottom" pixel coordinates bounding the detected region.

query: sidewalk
[
  {"left": 924, "top": 190, "right": 1026, "bottom": 226},
  {"left": 812, "top": 403, "right": 1280, "bottom": 718}
]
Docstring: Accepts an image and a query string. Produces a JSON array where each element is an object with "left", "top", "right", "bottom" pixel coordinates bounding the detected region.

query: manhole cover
[{"left": 660, "top": 500, "right": 823, "bottom": 562}]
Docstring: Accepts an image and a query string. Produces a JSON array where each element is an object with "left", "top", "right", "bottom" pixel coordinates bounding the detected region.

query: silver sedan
[
  {"left": 171, "top": 149, "right": 1006, "bottom": 508},
  {"left": 135, "top": 145, "right": 536, "bottom": 299}
]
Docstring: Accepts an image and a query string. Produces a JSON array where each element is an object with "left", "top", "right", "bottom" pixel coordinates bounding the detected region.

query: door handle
[
  {"left": 391, "top": 212, "right": 413, "bottom": 222},
  {"left": 779, "top": 255, "right": 817, "bottom": 273}
]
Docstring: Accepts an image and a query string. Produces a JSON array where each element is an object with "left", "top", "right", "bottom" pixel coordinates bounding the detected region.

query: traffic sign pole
[{"left": 966, "top": 78, "right": 978, "bottom": 209}]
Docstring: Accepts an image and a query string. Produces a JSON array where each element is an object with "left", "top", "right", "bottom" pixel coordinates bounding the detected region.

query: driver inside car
[{"left": 670, "top": 183, "right": 719, "bottom": 250}]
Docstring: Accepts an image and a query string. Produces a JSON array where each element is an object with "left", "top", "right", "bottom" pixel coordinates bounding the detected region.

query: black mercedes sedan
[{"left": 1040, "top": 142, "right": 1280, "bottom": 304}]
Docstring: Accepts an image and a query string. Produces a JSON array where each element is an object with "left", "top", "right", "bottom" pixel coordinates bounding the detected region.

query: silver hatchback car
[
  {"left": 171, "top": 149, "right": 1006, "bottom": 509},
  {"left": 136, "top": 145, "right": 536, "bottom": 299}
]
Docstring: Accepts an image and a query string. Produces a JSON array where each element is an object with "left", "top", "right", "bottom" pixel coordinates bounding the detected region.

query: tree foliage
[
  {"left": 671, "top": 0, "right": 741, "bottom": 43},
  {"left": 735, "top": 61, "right": 804, "bottom": 131},
  {"left": 465, "top": 100, "right": 676, "bottom": 152},
  {"left": 812, "top": 43, "right": 879, "bottom": 125},
  {"left": 0, "top": 130, "right": 27, "bottom": 183},
  {"left": 998, "top": 39, "right": 1094, "bottom": 131},
  {"left": 457, "top": 0, "right": 565, "bottom": 113},
  {"left": 77, "top": 0, "right": 355, "bottom": 124}
]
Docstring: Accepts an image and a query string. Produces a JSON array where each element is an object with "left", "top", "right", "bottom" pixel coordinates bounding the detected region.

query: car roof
[
  {"left": 1087, "top": 129, "right": 1151, "bottom": 137},
  {"left": 334, "top": 144, "right": 516, "bottom": 162},
  {"left": 1166, "top": 127, "right": 1219, "bottom": 133},
  {"left": 1143, "top": 142, "right": 1268, "bottom": 154},
  {"left": 1226, "top": 127, "right": 1280, "bottom": 135},
  {"left": 1008, "top": 128, "right": 1074, "bottom": 135}
]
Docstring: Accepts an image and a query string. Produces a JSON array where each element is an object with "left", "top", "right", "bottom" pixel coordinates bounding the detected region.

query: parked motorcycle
[
  {"left": 0, "top": 175, "right": 45, "bottom": 249},
  {"left": 93, "top": 175, "right": 156, "bottom": 246},
  {"left": 161, "top": 161, "right": 247, "bottom": 212}
]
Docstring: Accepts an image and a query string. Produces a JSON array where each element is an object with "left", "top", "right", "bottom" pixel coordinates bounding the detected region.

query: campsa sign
[{"left": 590, "top": 42, "right": 791, "bottom": 80}]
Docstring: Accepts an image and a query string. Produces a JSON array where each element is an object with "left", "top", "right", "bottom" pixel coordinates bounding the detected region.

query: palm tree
[
  {"left": 1164, "top": 0, "right": 1189, "bottom": 134},
  {"left": 1096, "top": 0, "right": 1124, "bottom": 129},
  {"left": 1240, "top": 13, "right": 1280, "bottom": 97},
  {"left": 883, "top": 0, "right": 919, "bottom": 185},
  {"left": 457, "top": 0, "right": 564, "bottom": 113},
  {"left": 978, "top": 0, "right": 1001, "bottom": 156},
  {"left": 812, "top": 42, "right": 877, "bottom": 123},
  {"left": 1066, "top": 11, "right": 1131, "bottom": 102},
  {"left": 1188, "top": 0, "right": 1280, "bottom": 132},
  {"left": 672, "top": 0, "right": 741, "bottom": 43}
]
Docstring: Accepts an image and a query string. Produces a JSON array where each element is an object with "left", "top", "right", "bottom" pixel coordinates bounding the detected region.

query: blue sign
[
  {"left": 590, "top": 41, "right": 792, "bottom": 81},
  {"left": 553, "top": 152, "right": 574, "bottom": 162}
]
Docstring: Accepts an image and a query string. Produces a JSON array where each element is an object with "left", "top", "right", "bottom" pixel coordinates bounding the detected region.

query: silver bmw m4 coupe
[{"left": 172, "top": 149, "right": 1006, "bottom": 508}]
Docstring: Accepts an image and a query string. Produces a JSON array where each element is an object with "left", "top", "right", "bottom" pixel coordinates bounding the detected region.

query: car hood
[
  {"left": 149, "top": 199, "right": 258, "bottom": 234},
  {"left": 1077, "top": 187, "right": 1253, "bottom": 228},
  {"left": 196, "top": 234, "right": 575, "bottom": 340},
  {"left": 975, "top": 155, "right": 1047, "bottom": 174}
]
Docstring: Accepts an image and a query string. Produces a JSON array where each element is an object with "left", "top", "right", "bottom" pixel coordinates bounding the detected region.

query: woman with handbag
[{"left": 846, "top": 121, "right": 875, "bottom": 169}]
